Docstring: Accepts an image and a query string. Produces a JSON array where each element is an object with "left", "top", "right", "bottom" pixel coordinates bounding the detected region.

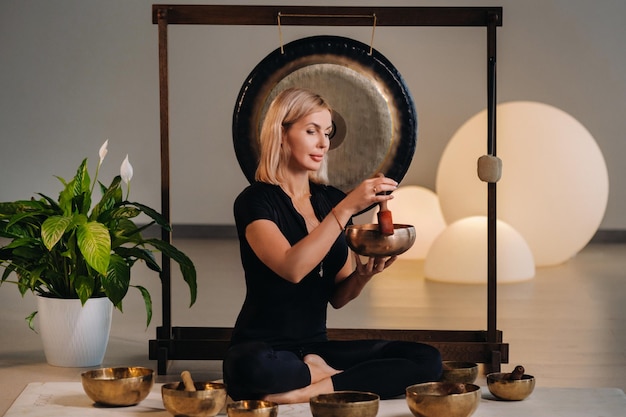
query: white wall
[{"left": 1, "top": 0, "right": 625, "bottom": 229}]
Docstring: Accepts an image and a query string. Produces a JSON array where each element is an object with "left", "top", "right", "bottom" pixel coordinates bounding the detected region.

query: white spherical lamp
[{"left": 436, "top": 101, "right": 609, "bottom": 266}]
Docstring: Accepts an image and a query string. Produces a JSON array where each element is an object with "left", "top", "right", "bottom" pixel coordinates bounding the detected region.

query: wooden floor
[{"left": 0, "top": 239, "right": 624, "bottom": 415}]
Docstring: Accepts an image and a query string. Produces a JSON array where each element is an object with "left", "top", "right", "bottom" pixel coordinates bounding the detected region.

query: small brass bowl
[
  {"left": 486, "top": 372, "right": 535, "bottom": 401},
  {"left": 81, "top": 366, "right": 154, "bottom": 406},
  {"left": 227, "top": 400, "right": 278, "bottom": 417},
  {"left": 406, "top": 382, "right": 481, "bottom": 417},
  {"left": 440, "top": 362, "right": 479, "bottom": 384},
  {"left": 345, "top": 224, "right": 416, "bottom": 257},
  {"left": 162, "top": 381, "right": 227, "bottom": 417},
  {"left": 310, "top": 391, "right": 379, "bottom": 417}
]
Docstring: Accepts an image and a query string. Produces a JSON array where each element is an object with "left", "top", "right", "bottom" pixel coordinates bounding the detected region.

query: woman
[{"left": 223, "top": 88, "right": 442, "bottom": 403}]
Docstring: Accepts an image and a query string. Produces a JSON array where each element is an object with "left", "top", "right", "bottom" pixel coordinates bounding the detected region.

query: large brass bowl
[
  {"left": 440, "top": 362, "right": 479, "bottom": 384},
  {"left": 310, "top": 391, "right": 379, "bottom": 417},
  {"left": 162, "top": 381, "right": 227, "bottom": 417},
  {"left": 81, "top": 366, "right": 154, "bottom": 406},
  {"left": 486, "top": 372, "right": 535, "bottom": 401},
  {"left": 406, "top": 382, "right": 481, "bottom": 417},
  {"left": 345, "top": 224, "right": 416, "bottom": 257},
  {"left": 227, "top": 400, "right": 278, "bottom": 417}
]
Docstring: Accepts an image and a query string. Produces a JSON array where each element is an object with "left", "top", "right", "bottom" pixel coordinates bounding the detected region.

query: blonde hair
[{"left": 255, "top": 88, "right": 331, "bottom": 184}]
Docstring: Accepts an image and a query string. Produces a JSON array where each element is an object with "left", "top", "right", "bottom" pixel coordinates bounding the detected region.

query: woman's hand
[
  {"left": 334, "top": 175, "right": 398, "bottom": 220},
  {"left": 353, "top": 253, "right": 398, "bottom": 277}
]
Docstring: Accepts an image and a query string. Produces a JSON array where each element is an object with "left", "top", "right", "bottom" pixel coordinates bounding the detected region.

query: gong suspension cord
[{"left": 277, "top": 12, "right": 377, "bottom": 55}]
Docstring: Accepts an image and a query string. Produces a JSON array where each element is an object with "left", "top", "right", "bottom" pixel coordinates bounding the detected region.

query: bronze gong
[{"left": 232, "top": 35, "right": 417, "bottom": 192}]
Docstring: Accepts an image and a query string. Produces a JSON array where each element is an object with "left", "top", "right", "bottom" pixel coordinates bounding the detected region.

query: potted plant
[{"left": 0, "top": 140, "right": 197, "bottom": 366}]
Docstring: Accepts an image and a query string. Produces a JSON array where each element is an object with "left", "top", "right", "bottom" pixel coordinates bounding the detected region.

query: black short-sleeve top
[{"left": 231, "top": 181, "right": 349, "bottom": 348}]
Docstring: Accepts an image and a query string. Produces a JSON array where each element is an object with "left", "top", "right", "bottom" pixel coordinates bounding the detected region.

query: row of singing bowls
[{"left": 83, "top": 367, "right": 531, "bottom": 416}]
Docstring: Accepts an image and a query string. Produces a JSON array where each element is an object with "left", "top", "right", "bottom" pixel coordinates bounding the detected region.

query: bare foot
[
  {"left": 262, "top": 354, "right": 342, "bottom": 404},
  {"left": 303, "top": 354, "right": 342, "bottom": 383},
  {"left": 264, "top": 377, "right": 335, "bottom": 404}
]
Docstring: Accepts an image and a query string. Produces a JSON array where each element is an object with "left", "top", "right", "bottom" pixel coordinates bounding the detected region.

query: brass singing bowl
[
  {"left": 486, "top": 373, "right": 535, "bottom": 401},
  {"left": 440, "top": 361, "right": 479, "bottom": 384},
  {"left": 227, "top": 400, "right": 278, "bottom": 417},
  {"left": 406, "top": 382, "right": 481, "bottom": 417},
  {"left": 162, "top": 382, "right": 227, "bottom": 417},
  {"left": 81, "top": 366, "right": 154, "bottom": 407},
  {"left": 345, "top": 224, "right": 416, "bottom": 257},
  {"left": 310, "top": 391, "right": 379, "bottom": 417}
]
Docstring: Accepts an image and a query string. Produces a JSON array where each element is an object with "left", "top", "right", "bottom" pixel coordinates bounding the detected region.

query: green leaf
[
  {"left": 12, "top": 245, "right": 46, "bottom": 266},
  {"left": 75, "top": 274, "right": 96, "bottom": 304},
  {"left": 74, "top": 159, "right": 91, "bottom": 195},
  {"left": 36, "top": 193, "right": 62, "bottom": 212},
  {"left": 4, "top": 237, "right": 39, "bottom": 250},
  {"left": 126, "top": 202, "right": 172, "bottom": 231},
  {"left": 103, "top": 254, "right": 130, "bottom": 308},
  {"left": 0, "top": 199, "right": 51, "bottom": 216},
  {"left": 109, "top": 206, "right": 141, "bottom": 220},
  {"left": 1, "top": 266, "right": 13, "bottom": 283},
  {"left": 58, "top": 180, "right": 76, "bottom": 215},
  {"left": 114, "top": 246, "right": 160, "bottom": 272},
  {"left": 133, "top": 285, "right": 152, "bottom": 327},
  {"left": 77, "top": 221, "right": 111, "bottom": 276},
  {"left": 41, "top": 216, "right": 72, "bottom": 250},
  {"left": 5, "top": 212, "right": 41, "bottom": 232},
  {"left": 145, "top": 238, "right": 197, "bottom": 306},
  {"left": 0, "top": 201, "right": 23, "bottom": 216},
  {"left": 25, "top": 311, "right": 38, "bottom": 333},
  {"left": 91, "top": 176, "right": 122, "bottom": 220},
  {"left": 111, "top": 218, "right": 143, "bottom": 243}
]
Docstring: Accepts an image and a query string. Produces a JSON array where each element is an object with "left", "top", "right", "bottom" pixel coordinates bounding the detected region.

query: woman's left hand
[{"left": 353, "top": 252, "right": 397, "bottom": 276}]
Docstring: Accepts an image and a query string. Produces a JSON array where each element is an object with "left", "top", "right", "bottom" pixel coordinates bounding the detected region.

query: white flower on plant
[
  {"left": 120, "top": 154, "right": 133, "bottom": 200},
  {"left": 120, "top": 155, "right": 133, "bottom": 184},
  {"left": 91, "top": 139, "right": 109, "bottom": 194},
  {"left": 98, "top": 140, "right": 108, "bottom": 165}
]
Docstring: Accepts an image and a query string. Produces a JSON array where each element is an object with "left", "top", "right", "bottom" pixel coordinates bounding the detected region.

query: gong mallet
[{"left": 376, "top": 174, "right": 395, "bottom": 236}]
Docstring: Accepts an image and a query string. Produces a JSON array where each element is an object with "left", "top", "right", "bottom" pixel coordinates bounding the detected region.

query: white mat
[{"left": 5, "top": 382, "right": 626, "bottom": 417}]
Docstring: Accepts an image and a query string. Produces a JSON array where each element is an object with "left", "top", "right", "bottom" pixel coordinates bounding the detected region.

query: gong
[{"left": 232, "top": 35, "right": 417, "bottom": 192}]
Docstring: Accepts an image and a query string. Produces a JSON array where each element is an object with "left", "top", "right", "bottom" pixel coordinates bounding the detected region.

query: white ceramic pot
[{"left": 37, "top": 295, "right": 113, "bottom": 367}]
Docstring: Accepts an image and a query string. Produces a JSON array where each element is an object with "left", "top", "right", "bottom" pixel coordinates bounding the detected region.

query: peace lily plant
[{"left": 0, "top": 141, "right": 197, "bottom": 329}]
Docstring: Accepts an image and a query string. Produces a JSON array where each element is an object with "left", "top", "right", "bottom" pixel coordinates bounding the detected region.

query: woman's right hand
[{"left": 337, "top": 175, "right": 398, "bottom": 216}]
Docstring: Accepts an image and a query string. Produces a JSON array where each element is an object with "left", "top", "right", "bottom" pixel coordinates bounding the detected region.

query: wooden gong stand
[{"left": 148, "top": 4, "right": 507, "bottom": 375}]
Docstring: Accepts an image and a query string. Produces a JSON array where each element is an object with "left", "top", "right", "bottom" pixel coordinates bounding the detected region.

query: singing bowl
[
  {"left": 162, "top": 381, "right": 227, "bottom": 417},
  {"left": 233, "top": 35, "right": 417, "bottom": 193},
  {"left": 81, "top": 366, "right": 154, "bottom": 406},
  {"left": 486, "top": 373, "right": 536, "bottom": 401},
  {"left": 406, "top": 382, "right": 481, "bottom": 417},
  {"left": 345, "top": 224, "right": 416, "bottom": 257},
  {"left": 310, "top": 391, "right": 379, "bottom": 417},
  {"left": 440, "top": 362, "right": 479, "bottom": 384},
  {"left": 227, "top": 400, "right": 278, "bottom": 417}
]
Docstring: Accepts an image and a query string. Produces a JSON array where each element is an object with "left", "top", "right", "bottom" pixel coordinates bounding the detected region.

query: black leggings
[{"left": 222, "top": 339, "right": 442, "bottom": 400}]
